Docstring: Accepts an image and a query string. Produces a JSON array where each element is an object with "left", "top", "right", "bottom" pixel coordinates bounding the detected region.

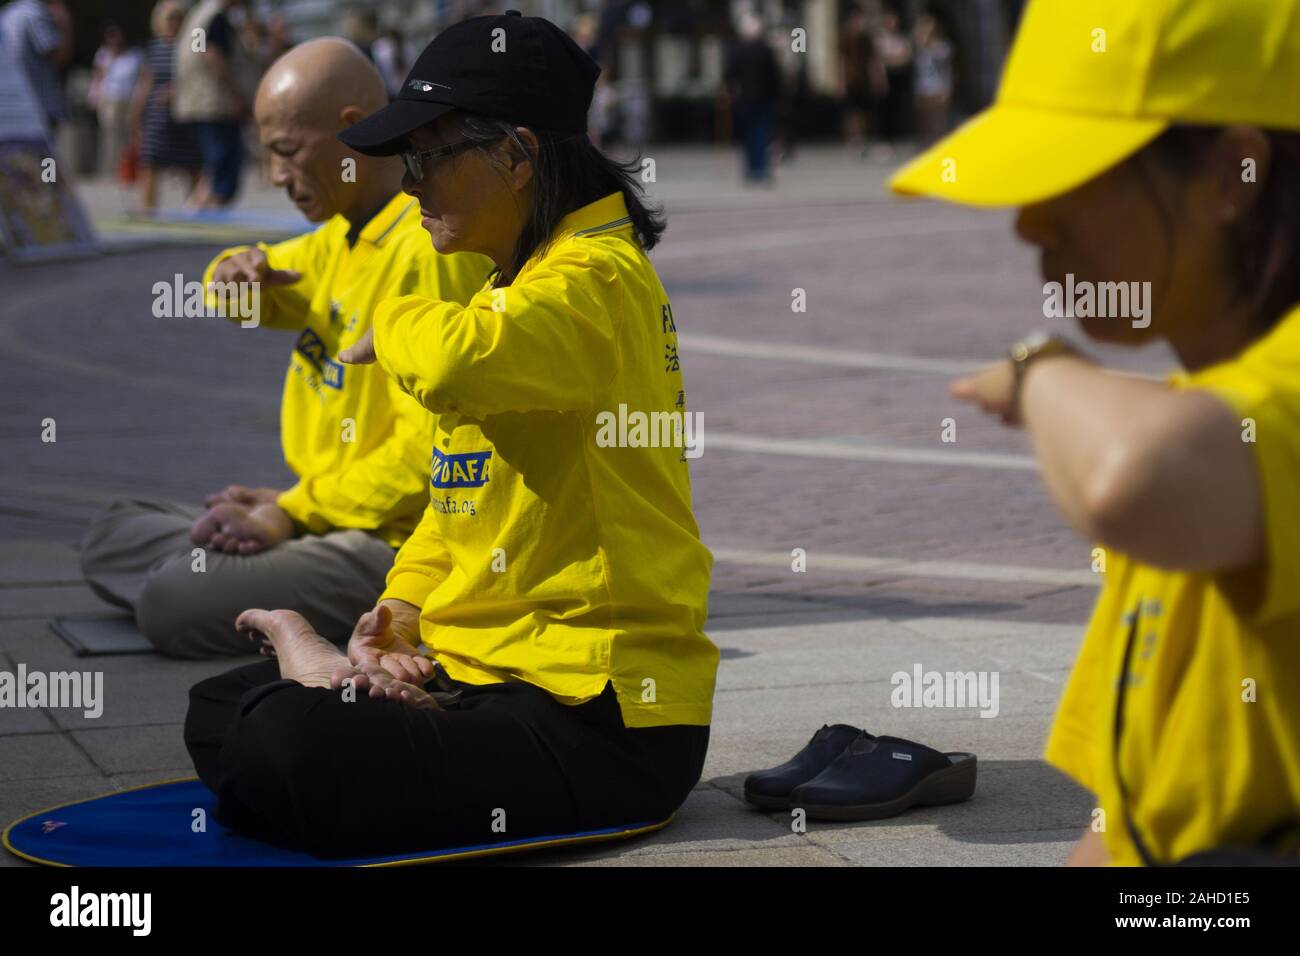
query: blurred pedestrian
[
  {"left": 341, "top": 8, "right": 378, "bottom": 62},
  {"left": 236, "top": 9, "right": 275, "bottom": 181},
  {"left": 0, "top": 0, "right": 74, "bottom": 133},
  {"left": 571, "top": 13, "right": 614, "bottom": 149},
  {"left": 838, "top": 5, "right": 885, "bottom": 158},
  {"left": 874, "top": 9, "right": 913, "bottom": 152},
  {"left": 371, "top": 27, "right": 405, "bottom": 97},
  {"left": 238, "top": 11, "right": 268, "bottom": 71},
  {"left": 264, "top": 13, "right": 293, "bottom": 63},
  {"left": 174, "top": 0, "right": 252, "bottom": 209},
  {"left": 129, "top": 0, "right": 203, "bottom": 213},
  {"left": 774, "top": 11, "right": 810, "bottom": 163},
  {"left": 912, "top": 13, "right": 952, "bottom": 147},
  {"left": 90, "top": 23, "right": 143, "bottom": 178},
  {"left": 724, "top": 12, "right": 782, "bottom": 185}
]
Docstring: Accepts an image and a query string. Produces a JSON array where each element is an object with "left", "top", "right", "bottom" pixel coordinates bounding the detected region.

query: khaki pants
[
  {"left": 81, "top": 498, "right": 397, "bottom": 659},
  {"left": 97, "top": 98, "right": 132, "bottom": 179}
]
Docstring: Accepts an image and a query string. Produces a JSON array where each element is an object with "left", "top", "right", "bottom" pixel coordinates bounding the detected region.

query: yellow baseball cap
[{"left": 889, "top": 0, "right": 1300, "bottom": 207}]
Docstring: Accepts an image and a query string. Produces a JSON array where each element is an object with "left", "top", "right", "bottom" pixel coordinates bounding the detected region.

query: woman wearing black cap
[{"left": 183, "top": 12, "right": 718, "bottom": 858}]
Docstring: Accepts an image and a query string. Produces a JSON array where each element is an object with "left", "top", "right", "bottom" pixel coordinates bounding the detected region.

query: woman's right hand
[{"left": 346, "top": 599, "right": 431, "bottom": 684}]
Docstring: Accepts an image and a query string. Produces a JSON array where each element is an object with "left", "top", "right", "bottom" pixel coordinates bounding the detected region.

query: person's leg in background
[
  {"left": 184, "top": 121, "right": 213, "bottom": 209},
  {"left": 81, "top": 498, "right": 203, "bottom": 610},
  {"left": 748, "top": 105, "right": 774, "bottom": 182},
  {"left": 183, "top": 660, "right": 708, "bottom": 857},
  {"left": 97, "top": 99, "right": 130, "bottom": 179},
  {"left": 80, "top": 497, "right": 394, "bottom": 657},
  {"left": 194, "top": 121, "right": 221, "bottom": 206},
  {"left": 137, "top": 163, "right": 159, "bottom": 212},
  {"left": 207, "top": 120, "right": 244, "bottom": 208},
  {"left": 915, "top": 92, "right": 948, "bottom": 147}
]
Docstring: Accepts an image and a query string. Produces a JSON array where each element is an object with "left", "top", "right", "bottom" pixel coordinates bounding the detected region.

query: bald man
[{"left": 81, "top": 39, "right": 492, "bottom": 658}]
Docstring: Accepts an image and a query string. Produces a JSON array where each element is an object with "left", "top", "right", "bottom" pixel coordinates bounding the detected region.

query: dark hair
[
  {"left": 450, "top": 113, "right": 666, "bottom": 287},
  {"left": 1144, "top": 125, "right": 1300, "bottom": 337}
]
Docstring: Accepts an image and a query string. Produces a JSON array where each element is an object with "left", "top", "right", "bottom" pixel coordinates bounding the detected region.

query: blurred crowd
[
  {"left": 2, "top": 0, "right": 301, "bottom": 213},
  {"left": 1, "top": 0, "right": 961, "bottom": 210},
  {"left": 725, "top": 3, "right": 953, "bottom": 184}
]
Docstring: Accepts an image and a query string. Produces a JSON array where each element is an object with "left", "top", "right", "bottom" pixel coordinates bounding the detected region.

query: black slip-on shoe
[
  {"left": 743, "top": 724, "right": 867, "bottom": 809},
  {"left": 790, "top": 734, "right": 976, "bottom": 821}
]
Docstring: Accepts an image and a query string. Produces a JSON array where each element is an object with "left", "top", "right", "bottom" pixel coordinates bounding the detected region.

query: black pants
[{"left": 184, "top": 660, "right": 709, "bottom": 857}]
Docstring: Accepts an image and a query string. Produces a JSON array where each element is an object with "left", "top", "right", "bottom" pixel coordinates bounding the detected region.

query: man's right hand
[
  {"left": 209, "top": 248, "right": 301, "bottom": 289},
  {"left": 346, "top": 600, "right": 432, "bottom": 685}
]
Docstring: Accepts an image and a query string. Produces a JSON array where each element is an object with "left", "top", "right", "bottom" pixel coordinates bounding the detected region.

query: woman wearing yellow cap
[
  {"left": 891, "top": 0, "right": 1300, "bottom": 865},
  {"left": 183, "top": 12, "right": 716, "bottom": 857}
]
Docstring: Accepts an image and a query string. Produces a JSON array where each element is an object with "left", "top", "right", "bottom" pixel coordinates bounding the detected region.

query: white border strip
[
  {"left": 711, "top": 546, "right": 1097, "bottom": 588},
  {"left": 706, "top": 432, "right": 1037, "bottom": 470},
  {"left": 680, "top": 333, "right": 976, "bottom": 375}
]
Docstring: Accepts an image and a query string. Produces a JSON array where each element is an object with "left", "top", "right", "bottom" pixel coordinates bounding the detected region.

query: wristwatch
[{"left": 1008, "top": 332, "right": 1076, "bottom": 416}]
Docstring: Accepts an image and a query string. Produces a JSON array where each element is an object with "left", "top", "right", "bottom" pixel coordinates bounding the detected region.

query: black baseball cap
[{"left": 339, "top": 10, "right": 600, "bottom": 156}]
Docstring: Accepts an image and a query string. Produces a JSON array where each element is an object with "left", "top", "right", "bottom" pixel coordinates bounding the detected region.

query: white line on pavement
[
  {"left": 651, "top": 216, "right": 1001, "bottom": 262},
  {"left": 710, "top": 546, "right": 1098, "bottom": 588},
  {"left": 705, "top": 432, "right": 1037, "bottom": 470},
  {"left": 680, "top": 333, "right": 977, "bottom": 375}
]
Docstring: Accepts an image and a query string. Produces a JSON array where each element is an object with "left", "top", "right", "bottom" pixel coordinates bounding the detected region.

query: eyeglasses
[{"left": 399, "top": 139, "right": 481, "bottom": 181}]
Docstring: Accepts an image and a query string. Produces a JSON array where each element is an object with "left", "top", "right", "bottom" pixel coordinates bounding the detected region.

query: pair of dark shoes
[{"left": 744, "top": 724, "right": 977, "bottom": 820}]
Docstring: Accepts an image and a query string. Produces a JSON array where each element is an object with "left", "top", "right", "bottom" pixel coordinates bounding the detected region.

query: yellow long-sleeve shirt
[
  {"left": 203, "top": 194, "right": 493, "bottom": 546},
  {"left": 375, "top": 192, "right": 718, "bottom": 728}
]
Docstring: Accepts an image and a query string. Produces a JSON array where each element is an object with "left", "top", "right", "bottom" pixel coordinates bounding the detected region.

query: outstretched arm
[
  {"left": 202, "top": 231, "right": 322, "bottom": 330},
  {"left": 952, "top": 354, "right": 1264, "bottom": 573},
  {"left": 341, "top": 245, "right": 619, "bottom": 417}
]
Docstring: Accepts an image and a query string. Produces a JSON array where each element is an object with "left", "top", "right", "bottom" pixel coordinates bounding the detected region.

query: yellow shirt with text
[
  {"left": 1046, "top": 304, "right": 1300, "bottom": 865},
  {"left": 203, "top": 195, "right": 492, "bottom": 546},
  {"left": 375, "top": 192, "right": 718, "bottom": 728}
]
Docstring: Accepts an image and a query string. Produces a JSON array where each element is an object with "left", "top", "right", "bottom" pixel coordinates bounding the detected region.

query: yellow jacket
[
  {"left": 203, "top": 194, "right": 492, "bottom": 546},
  {"left": 375, "top": 192, "right": 718, "bottom": 728}
]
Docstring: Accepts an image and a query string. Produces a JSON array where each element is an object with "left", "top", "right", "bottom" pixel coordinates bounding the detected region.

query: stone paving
[{"left": 0, "top": 145, "right": 1180, "bottom": 865}]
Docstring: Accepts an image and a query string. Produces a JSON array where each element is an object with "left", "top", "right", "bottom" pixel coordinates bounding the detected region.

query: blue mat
[{"left": 4, "top": 778, "right": 670, "bottom": 867}]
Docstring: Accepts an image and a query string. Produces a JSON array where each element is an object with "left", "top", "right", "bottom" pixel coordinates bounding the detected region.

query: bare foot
[
  {"left": 190, "top": 502, "right": 293, "bottom": 554},
  {"left": 235, "top": 608, "right": 347, "bottom": 689}
]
